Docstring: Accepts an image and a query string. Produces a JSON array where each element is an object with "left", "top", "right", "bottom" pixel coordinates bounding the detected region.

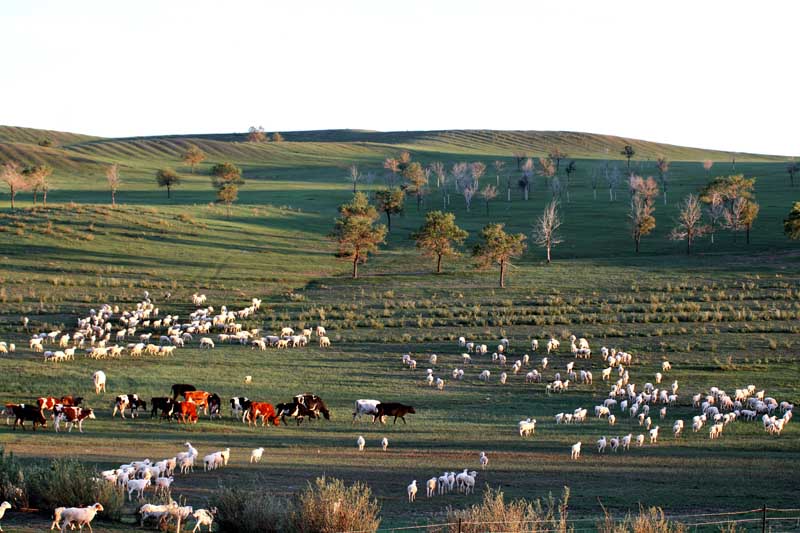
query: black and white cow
[
  {"left": 294, "top": 394, "right": 331, "bottom": 420},
  {"left": 112, "top": 394, "right": 146, "bottom": 418},
  {"left": 12, "top": 403, "right": 48, "bottom": 430},
  {"left": 352, "top": 399, "right": 381, "bottom": 423},
  {"left": 230, "top": 397, "right": 251, "bottom": 420}
]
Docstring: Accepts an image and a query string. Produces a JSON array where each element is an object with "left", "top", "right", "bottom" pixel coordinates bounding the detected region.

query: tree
[
  {"left": 655, "top": 156, "right": 670, "bottom": 205},
  {"left": 704, "top": 190, "right": 725, "bottom": 245},
  {"left": 156, "top": 167, "right": 181, "bottom": 198},
  {"left": 402, "top": 161, "right": 428, "bottom": 211},
  {"left": 787, "top": 161, "right": 799, "bottom": 187},
  {"left": 519, "top": 158, "right": 534, "bottom": 200},
  {"left": 605, "top": 164, "right": 621, "bottom": 201},
  {"left": 106, "top": 163, "right": 121, "bottom": 207},
  {"left": 470, "top": 162, "right": 486, "bottom": 186},
  {"left": 669, "top": 194, "right": 709, "bottom": 254},
  {"left": 532, "top": 199, "right": 563, "bottom": 263},
  {"left": 1, "top": 161, "right": 29, "bottom": 210},
  {"left": 563, "top": 160, "right": 576, "bottom": 202},
  {"left": 493, "top": 160, "right": 505, "bottom": 187},
  {"left": 329, "top": 192, "right": 387, "bottom": 279},
  {"left": 346, "top": 164, "right": 362, "bottom": 193},
  {"left": 429, "top": 161, "right": 446, "bottom": 188},
  {"left": 700, "top": 174, "right": 758, "bottom": 244},
  {"left": 211, "top": 162, "right": 244, "bottom": 217},
  {"left": 725, "top": 196, "right": 759, "bottom": 244},
  {"left": 512, "top": 151, "right": 527, "bottom": 171},
  {"left": 784, "top": 202, "right": 800, "bottom": 239},
  {"left": 247, "top": 126, "right": 267, "bottom": 143},
  {"left": 480, "top": 184, "right": 498, "bottom": 215},
  {"left": 23, "top": 164, "right": 52, "bottom": 206},
  {"left": 383, "top": 157, "right": 400, "bottom": 187},
  {"left": 462, "top": 185, "right": 476, "bottom": 212},
  {"left": 628, "top": 176, "right": 659, "bottom": 252},
  {"left": 374, "top": 187, "right": 404, "bottom": 232},
  {"left": 182, "top": 144, "right": 206, "bottom": 174},
  {"left": 590, "top": 164, "right": 601, "bottom": 201},
  {"left": 272, "top": 132, "right": 284, "bottom": 142},
  {"left": 620, "top": 145, "right": 635, "bottom": 171},
  {"left": 548, "top": 148, "right": 567, "bottom": 174},
  {"left": 473, "top": 223, "right": 527, "bottom": 288},
  {"left": 537, "top": 157, "right": 555, "bottom": 191},
  {"left": 703, "top": 159, "right": 714, "bottom": 179},
  {"left": 412, "top": 210, "right": 468, "bottom": 273}
]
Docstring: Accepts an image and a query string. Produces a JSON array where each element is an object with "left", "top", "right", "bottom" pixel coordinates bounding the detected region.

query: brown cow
[
  {"left": 183, "top": 391, "right": 211, "bottom": 415},
  {"left": 37, "top": 396, "right": 58, "bottom": 411},
  {"left": 59, "top": 395, "right": 84, "bottom": 407},
  {"left": 55, "top": 407, "right": 96, "bottom": 433},
  {"left": 175, "top": 401, "right": 198, "bottom": 424},
  {"left": 248, "top": 402, "right": 279, "bottom": 427}
]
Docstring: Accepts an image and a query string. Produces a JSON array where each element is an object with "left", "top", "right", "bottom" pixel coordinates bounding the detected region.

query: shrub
[
  {"left": 596, "top": 506, "right": 686, "bottom": 533},
  {"left": 211, "top": 485, "right": 291, "bottom": 533},
  {"left": 0, "top": 449, "right": 27, "bottom": 507},
  {"left": 292, "top": 476, "right": 381, "bottom": 533}
]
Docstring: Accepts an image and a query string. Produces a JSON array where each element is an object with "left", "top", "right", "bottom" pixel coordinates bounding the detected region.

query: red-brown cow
[
  {"left": 175, "top": 401, "right": 198, "bottom": 424},
  {"left": 183, "top": 391, "right": 211, "bottom": 415},
  {"left": 248, "top": 402, "right": 279, "bottom": 427},
  {"left": 55, "top": 407, "right": 96, "bottom": 433},
  {"left": 59, "top": 395, "right": 84, "bottom": 407},
  {"left": 37, "top": 396, "right": 58, "bottom": 411}
]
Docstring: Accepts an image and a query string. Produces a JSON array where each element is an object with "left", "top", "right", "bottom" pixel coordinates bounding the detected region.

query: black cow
[
  {"left": 150, "top": 397, "right": 174, "bottom": 419},
  {"left": 171, "top": 383, "right": 196, "bottom": 400},
  {"left": 294, "top": 394, "right": 331, "bottom": 420},
  {"left": 208, "top": 393, "right": 222, "bottom": 419},
  {"left": 374, "top": 402, "right": 416, "bottom": 425},
  {"left": 276, "top": 402, "right": 319, "bottom": 426},
  {"left": 12, "top": 404, "right": 47, "bottom": 430}
]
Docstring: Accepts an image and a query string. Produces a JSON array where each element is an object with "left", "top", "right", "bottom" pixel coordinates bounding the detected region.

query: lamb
[
  {"left": 436, "top": 378, "right": 445, "bottom": 391},
  {"left": 139, "top": 501, "right": 177, "bottom": 527},
  {"left": 192, "top": 509, "right": 215, "bottom": 533},
  {"left": 649, "top": 426, "right": 659, "bottom": 444},
  {"left": 610, "top": 437, "right": 620, "bottom": 452},
  {"left": 154, "top": 476, "right": 174, "bottom": 495},
  {"left": 518, "top": 418, "right": 536, "bottom": 437},
  {"left": 673, "top": 420, "right": 684, "bottom": 438},
  {"left": 499, "top": 372, "right": 507, "bottom": 384},
  {"left": 58, "top": 503, "right": 103, "bottom": 533},
  {"left": 357, "top": 435, "right": 366, "bottom": 451},
  {"left": 250, "top": 447, "right": 265, "bottom": 463},
  {"left": 458, "top": 336, "right": 466, "bottom": 347},
  {"left": 462, "top": 353, "right": 471, "bottom": 365},
  {"left": 479, "top": 451, "right": 489, "bottom": 469},
  {"left": 179, "top": 455, "right": 195, "bottom": 474},
  {"left": 531, "top": 339, "right": 539, "bottom": 351},
  {"left": 426, "top": 477, "right": 437, "bottom": 498},
  {"left": 597, "top": 436, "right": 607, "bottom": 453},
  {"left": 662, "top": 361, "right": 671, "bottom": 372},
  {"left": 608, "top": 414, "right": 616, "bottom": 426},
  {"left": 571, "top": 441, "right": 581, "bottom": 460},
  {"left": 621, "top": 434, "right": 632, "bottom": 450},
  {"left": 525, "top": 370, "right": 541, "bottom": 383},
  {"left": 127, "top": 478, "right": 151, "bottom": 501},
  {"left": 541, "top": 357, "right": 548, "bottom": 369},
  {"left": 92, "top": 370, "right": 106, "bottom": 394},
  {"left": 407, "top": 480, "right": 418, "bottom": 502},
  {"left": 381, "top": 437, "right": 389, "bottom": 451},
  {"left": 203, "top": 453, "right": 223, "bottom": 471}
]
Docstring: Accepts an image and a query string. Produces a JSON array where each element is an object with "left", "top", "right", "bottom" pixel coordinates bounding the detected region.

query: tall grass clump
[
  {"left": 431, "top": 487, "right": 571, "bottom": 533},
  {"left": 0, "top": 448, "right": 27, "bottom": 507},
  {"left": 212, "top": 485, "right": 291, "bottom": 533},
  {"left": 597, "top": 506, "right": 686, "bottom": 533}
]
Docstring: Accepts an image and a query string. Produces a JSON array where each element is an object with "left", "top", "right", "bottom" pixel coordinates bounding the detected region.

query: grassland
[{"left": 0, "top": 126, "right": 798, "bottom": 531}]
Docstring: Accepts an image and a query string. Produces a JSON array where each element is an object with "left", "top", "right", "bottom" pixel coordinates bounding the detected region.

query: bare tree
[
  {"left": 429, "top": 161, "right": 445, "bottom": 188},
  {"left": 702, "top": 159, "right": 714, "bottom": 179},
  {"left": 670, "top": 194, "right": 709, "bottom": 254},
  {"left": 480, "top": 184, "right": 498, "bottom": 215},
  {"left": 532, "top": 199, "right": 563, "bottom": 263},
  {"left": 384, "top": 157, "right": 400, "bottom": 187},
  {"left": 463, "top": 185, "right": 476, "bottom": 212},
  {"left": 512, "top": 152, "right": 527, "bottom": 171},
  {"left": 493, "top": 160, "right": 505, "bottom": 187},
  {"left": 787, "top": 161, "right": 799, "bottom": 187},
  {"left": 548, "top": 148, "right": 567, "bottom": 174},
  {"left": 606, "top": 165, "right": 621, "bottom": 201},
  {"left": 106, "top": 163, "right": 121, "bottom": 207},
  {"left": 1, "top": 161, "right": 29, "bottom": 210},
  {"left": 655, "top": 156, "right": 670, "bottom": 205},
  {"left": 705, "top": 190, "right": 725, "bottom": 245},
  {"left": 346, "top": 164, "right": 361, "bottom": 193}
]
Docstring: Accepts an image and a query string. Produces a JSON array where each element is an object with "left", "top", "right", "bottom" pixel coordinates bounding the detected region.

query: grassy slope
[{"left": 0, "top": 125, "right": 798, "bottom": 530}]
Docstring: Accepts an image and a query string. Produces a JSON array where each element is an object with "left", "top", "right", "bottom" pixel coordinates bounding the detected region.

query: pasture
[{"left": 0, "top": 127, "right": 798, "bottom": 530}]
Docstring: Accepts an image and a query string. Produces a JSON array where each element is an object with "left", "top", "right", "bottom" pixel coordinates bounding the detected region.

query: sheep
[
  {"left": 179, "top": 455, "right": 194, "bottom": 474},
  {"left": 531, "top": 339, "right": 539, "bottom": 351},
  {"left": 610, "top": 437, "right": 620, "bottom": 452},
  {"left": 608, "top": 414, "right": 616, "bottom": 426},
  {"left": 0, "top": 502, "right": 9, "bottom": 532},
  {"left": 357, "top": 435, "right": 366, "bottom": 451},
  {"left": 621, "top": 433, "right": 632, "bottom": 451},
  {"left": 662, "top": 361, "right": 671, "bottom": 372},
  {"left": 50, "top": 506, "right": 75, "bottom": 531},
  {"left": 541, "top": 357, "right": 548, "bottom": 369},
  {"left": 458, "top": 336, "right": 466, "bottom": 347},
  {"left": 426, "top": 373, "right": 435, "bottom": 386},
  {"left": 636, "top": 434, "right": 645, "bottom": 446},
  {"left": 601, "top": 367, "right": 613, "bottom": 380},
  {"left": 597, "top": 436, "right": 607, "bottom": 453},
  {"left": 649, "top": 426, "right": 660, "bottom": 444},
  {"left": 660, "top": 407, "right": 667, "bottom": 420},
  {"left": 525, "top": 370, "right": 541, "bottom": 383},
  {"left": 319, "top": 336, "right": 331, "bottom": 348},
  {"left": 571, "top": 441, "right": 581, "bottom": 460},
  {"left": 381, "top": 437, "right": 389, "bottom": 451},
  {"left": 462, "top": 353, "right": 471, "bottom": 365},
  {"left": 407, "top": 480, "right": 418, "bottom": 502},
  {"left": 479, "top": 370, "right": 491, "bottom": 382},
  {"left": 655, "top": 372, "right": 662, "bottom": 384},
  {"left": 92, "top": 370, "right": 106, "bottom": 394},
  {"left": 250, "top": 447, "right": 265, "bottom": 463},
  {"left": 426, "top": 477, "right": 437, "bottom": 498},
  {"left": 192, "top": 509, "right": 215, "bottom": 533},
  {"left": 204, "top": 453, "right": 222, "bottom": 471},
  {"left": 546, "top": 338, "right": 560, "bottom": 354},
  {"left": 436, "top": 378, "right": 445, "bottom": 391},
  {"left": 199, "top": 337, "right": 215, "bottom": 349},
  {"left": 58, "top": 503, "right": 103, "bottom": 533},
  {"left": 673, "top": 420, "right": 684, "bottom": 438},
  {"left": 518, "top": 418, "right": 536, "bottom": 437},
  {"left": 499, "top": 372, "right": 507, "bottom": 385},
  {"left": 478, "top": 451, "right": 489, "bottom": 469}
]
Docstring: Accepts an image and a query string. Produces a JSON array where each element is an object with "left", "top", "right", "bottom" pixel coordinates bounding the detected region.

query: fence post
[
  {"left": 458, "top": 517, "right": 462, "bottom": 533},
  {"left": 762, "top": 504, "right": 766, "bottom": 533}
]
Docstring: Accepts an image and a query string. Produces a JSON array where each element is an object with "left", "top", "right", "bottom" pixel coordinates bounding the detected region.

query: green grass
[{"left": 0, "top": 125, "right": 798, "bottom": 531}]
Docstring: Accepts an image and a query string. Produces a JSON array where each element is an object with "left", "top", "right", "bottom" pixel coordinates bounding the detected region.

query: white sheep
[
  {"left": 547, "top": 338, "right": 560, "bottom": 354},
  {"left": 192, "top": 508, "right": 215, "bottom": 533},
  {"left": 407, "top": 480, "right": 418, "bottom": 502},
  {"left": 531, "top": 339, "right": 539, "bottom": 351},
  {"left": 479, "top": 370, "right": 491, "bottom": 382},
  {"left": 429, "top": 354, "right": 438, "bottom": 365},
  {"left": 381, "top": 437, "right": 389, "bottom": 451},
  {"left": 597, "top": 436, "right": 607, "bottom": 453},
  {"left": 499, "top": 372, "right": 507, "bottom": 384},
  {"left": 621, "top": 434, "right": 632, "bottom": 451},
  {"left": 0, "top": 502, "right": 9, "bottom": 532},
  {"left": 662, "top": 361, "right": 671, "bottom": 372},
  {"left": 199, "top": 337, "right": 215, "bottom": 349},
  {"left": 571, "top": 441, "right": 581, "bottom": 460},
  {"left": 636, "top": 434, "right": 645, "bottom": 446},
  {"left": 649, "top": 426, "right": 660, "bottom": 443},
  {"left": 436, "top": 378, "right": 445, "bottom": 391},
  {"left": 58, "top": 503, "right": 103, "bottom": 533},
  {"left": 518, "top": 418, "right": 536, "bottom": 437},
  {"left": 127, "top": 478, "right": 151, "bottom": 501},
  {"left": 479, "top": 451, "right": 488, "bottom": 469},
  {"left": 357, "top": 435, "right": 366, "bottom": 451},
  {"left": 250, "top": 447, "right": 265, "bottom": 463},
  {"left": 92, "top": 370, "right": 106, "bottom": 394},
  {"left": 608, "top": 414, "right": 616, "bottom": 426},
  {"left": 426, "top": 477, "right": 437, "bottom": 498},
  {"left": 319, "top": 336, "right": 331, "bottom": 348}
]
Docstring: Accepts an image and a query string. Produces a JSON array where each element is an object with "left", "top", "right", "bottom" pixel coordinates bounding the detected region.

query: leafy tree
[
  {"left": 412, "top": 210, "right": 468, "bottom": 273},
  {"left": 628, "top": 176, "right": 659, "bottom": 252},
  {"left": 247, "top": 126, "right": 267, "bottom": 143},
  {"left": 1, "top": 161, "right": 29, "bottom": 210},
  {"left": 156, "top": 167, "right": 181, "bottom": 198},
  {"left": 182, "top": 144, "right": 206, "bottom": 174},
  {"left": 725, "top": 196, "right": 759, "bottom": 244},
  {"left": 532, "top": 199, "right": 563, "bottom": 263},
  {"left": 473, "top": 223, "right": 527, "bottom": 288},
  {"left": 272, "top": 132, "right": 284, "bottom": 142},
  {"left": 23, "top": 164, "right": 52, "bottom": 206},
  {"left": 329, "top": 192, "right": 387, "bottom": 279},
  {"left": 537, "top": 157, "right": 555, "bottom": 190},
  {"left": 700, "top": 174, "right": 758, "bottom": 244},
  {"left": 787, "top": 161, "right": 799, "bottom": 187},
  {"left": 784, "top": 201, "right": 800, "bottom": 240},
  {"left": 620, "top": 145, "right": 636, "bottom": 171},
  {"left": 402, "top": 161, "right": 428, "bottom": 211},
  {"left": 669, "top": 194, "right": 709, "bottom": 254},
  {"left": 211, "top": 162, "right": 244, "bottom": 217},
  {"left": 106, "top": 163, "right": 121, "bottom": 207},
  {"left": 480, "top": 184, "right": 498, "bottom": 215},
  {"left": 374, "top": 187, "right": 404, "bottom": 232}
]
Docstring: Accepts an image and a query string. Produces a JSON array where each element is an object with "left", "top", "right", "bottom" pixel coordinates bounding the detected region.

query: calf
[
  {"left": 112, "top": 394, "right": 147, "bottom": 418},
  {"left": 171, "top": 383, "right": 196, "bottom": 400},
  {"left": 150, "top": 397, "right": 174, "bottom": 419},
  {"left": 375, "top": 402, "right": 416, "bottom": 425},
  {"left": 12, "top": 403, "right": 47, "bottom": 430},
  {"left": 207, "top": 393, "right": 222, "bottom": 419},
  {"left": 248, "top": 402, "right": 279, "bottom": 427}
]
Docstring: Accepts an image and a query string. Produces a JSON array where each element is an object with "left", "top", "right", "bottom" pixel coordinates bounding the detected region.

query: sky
[{"left": 2, "top": 0, "right": 798, "bottom": 155}]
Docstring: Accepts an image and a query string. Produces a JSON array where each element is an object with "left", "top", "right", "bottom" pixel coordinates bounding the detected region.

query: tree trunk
[
  {"left": 687, "top": 237, "right": 691, "bottom": 255},
  {"left": 485, "top": 201, "right": 490, "bottom": 215},
  {"left": 417, "top": 196, "right": 422, "bottom": 212},
  {"left": 524, "top": 187, "right": 528, "bottom": 201},
  {"left": 593, "top": 189, "right": 597, "bottom": 201},
  {"left": 635, "top": 234, "right": 640, "bottom": 253},
  {"left": 746, "top": 225, "right": 750, "bottom": 244},
  {"left": 167, "top": 185, "right": 171, "bottom": 199},
  {"left": 10, "top": 188, "right": 15, "bottom": 210},
  {"left": 436, "top": 253, "right": 442, "bottom": 274},
  {"left": 385, "top": 212, "right": 392, "bottom": 232},
  {"left": 609, "top": 189, "right": 613, "bottom": 202},
  {"left": 507, "top": 188, "right": 511, "bottom": 202},
  {"left": 33, "top": 189, "right": 38, "bottom": 205},
  {"left": 43, "top": 189, "right": 48, "bottom": 207},
  {"left": 353, "top": 182, "right": 357, "bottom": 194},
  {"left": 663, "top": 191, "right": 667, "bottom": 205},
  {"left": 711, "top": 231, "right": 715, "bottom": 245},
  {"left": 111, "top": 190, "right": 116, "bottom": 207},
  {"left": 499, "top": 260, "right": 506, "bottom": 288},
  {"left": 546, "top": 245, "right": 551, "bottom": 263},
  {"left": 352, "top": 255, "right": 359, "bottom": 279}
]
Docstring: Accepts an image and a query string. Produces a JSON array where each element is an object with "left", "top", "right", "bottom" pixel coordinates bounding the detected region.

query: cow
[
  {"left": 112, "top": 394, "right": 147, "bottom": 418},
  {"left": 276, "top": 402, "right": 319, "bottom": 426},
  {"left": 248, "top": 402, "right": 279, "bottom": 427},
  {"left": 230, "top": 397, "right": 251, "bottom": 420},
  {"left": 375, "top": 402, "right": 416, "bottom": 425},
  {"left": 175, "top": 401, "right": 198, "bottom": 424},
  {"left": 183, "top": 391, "right": 211, "bottom": 415},
  {"left": 294, "top": 394, "right": 331, "bottom": 420},
  {"left": 59, "top": 395, "right": 84, "bottom": 407},
  {"left": 353, "top": 399, "right": 381, "bottom": 423},
  {"left": 171, "top": 383, "right": 196, "bottom": 400},
  {"left": 37, "top": 396, "right": 59, "bottom": 411},
  {"left": 55, "top": 407, "right": 96, "bottom": 433},
  {"left": 207, "top": 393, "right": 222, "bottom": 419},
  {"left": 150, "top": 397, "right": 174, "bottom": 419},
  {"left": 12, "top": 403, "right": 47, "bottom": 430}
]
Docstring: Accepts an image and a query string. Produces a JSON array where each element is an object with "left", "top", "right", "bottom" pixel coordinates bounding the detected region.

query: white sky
[{"left": 2, "top": 0, "right": 797, "bottom": 155}]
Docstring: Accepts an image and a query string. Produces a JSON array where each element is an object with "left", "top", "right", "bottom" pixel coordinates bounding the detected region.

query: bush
[
  {"left": 597, "top": 506, "right": 686, "bottom": 533},
  {"left": 292, "top": 476, "right": 381, "bottom": 533},
  {"left": 211, "top": 485, "right": 291, "bottom": 533},
  {"left": 432, "top": 487, "right": 570, "bottom": 533},
  {"left": 0, "top": 449, "right": 27, "bottom": 507}
]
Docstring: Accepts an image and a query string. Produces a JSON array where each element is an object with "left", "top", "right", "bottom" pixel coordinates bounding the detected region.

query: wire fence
[{"left": 344, "top": 506, "right": 800, "bottom": 533}]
